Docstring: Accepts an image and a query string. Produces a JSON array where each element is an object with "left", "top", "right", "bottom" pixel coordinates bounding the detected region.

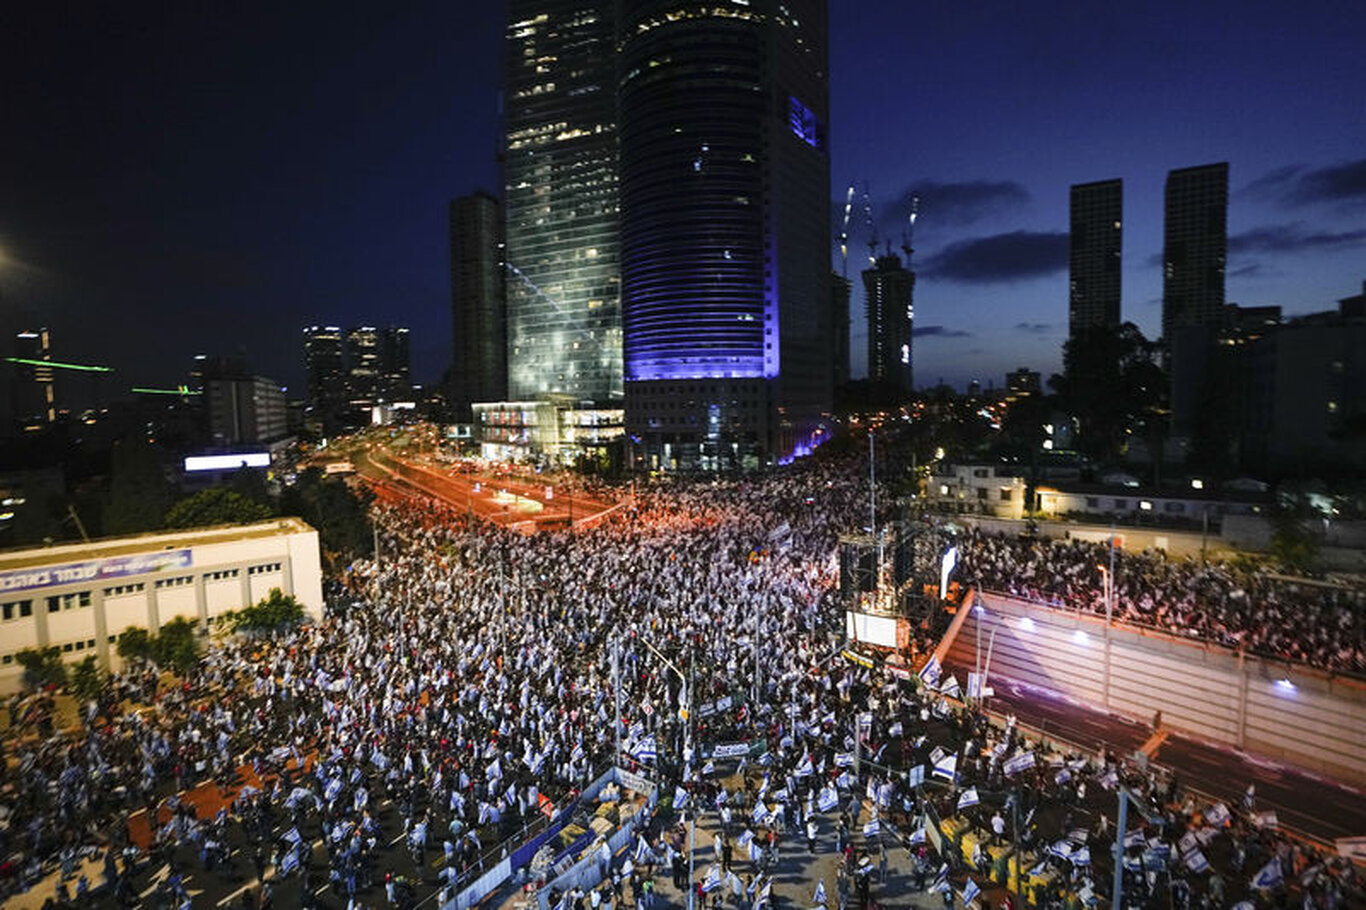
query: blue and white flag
[
  {"left": 738, "top": 829, "right": 755, "bottom": 847},
  {"left": 634, "top": 836, "right": 650, "bottom": 863},
  {"left": 834, "top": 752, "right": 855, "bottom": 768},
  {"left": 752, "top": 800, "right": 768, "bottom": 824},
  {"left": 1055, "top": 768, "right": 1071, "bottom": 785},
  {"left": 878, "top": 782, "right": 893, "bottom": 808},
  {"left": 837, "top": 771, "right": 854, "bottom": 789},
  {"left": 957, "top": 787, "right": 979, "bottom": 810},
  {"left": 702, "top": 760, "right": 716, "bottom": 776},
  {"left": 325, "top": 777, "right": 343, "bottom": 803},
  {"left": 755, "top": 877, "right": 772, "bottom": 910},
  {"left": 282, "top": 826, "right": 301, "bottom": 845},
  {"left": 909, "top": 826, "right": 927, "bottom": 845},
  {"left": 796, "top": 754, "right": 814, "bottom": 777},
  {"left": 1003, "top": 751, "right": 1035, "bottom": 776},
  {"left": 1183, "top": 849, "right": 1208, "bottom": 873},
  {"left": 1123, "top": 829, "right": 1146, "bottom": 848},
  {"left": 908, "top": 765, "right": 925, "bottom": 787},
  {"left": 818, "top": 786, "right": 839, "bottom": 812},
  {"left": 279, "top": 848, "right": 300, "bottom": 876},
  {"left": 1252, "top": 858, "right": 1283, "bottom": 890},
  {"left": 631, "top": 736, "right": 657, "bottom": 762},
  {"left": 918, "top": 656, "right": 942, "bottom": 688},
  {"left": 932, "top": 754, "right": 958, "bottom": 782},
  {"left": 888, "top": 721, "right": 903, "bottom": 738},
  {"left": 813, "top": 879, "right": 827, "bottom": 906},
  {"left": 674, "top": 786, "right": 689, "bottom": 809},
  {"left": 1204, "top": 802, "right": 1231, "bottom": 827},
  {"left": 939, "top": 675, "right": 961, "bottom": 699},
  {"left": 702, "top": 866, "right": 722, "bottom": 894},
  {"left": 749, "top": 841, "right": 764, "bottom": 862},
  {"left": 487, "top": 758, "right": 502, "bottom": 781},
  {"left": 961, "top": 878, "right": 981, "bottom": 907},
  {"left": 571, "top": 743, "right": 585, "bottom": 764},
  {"left": 1072, "top": 846, "right": 1091, "bottom": 866},
  {"left": 863, "top": 818, "right": 880, "bottom": 838}
]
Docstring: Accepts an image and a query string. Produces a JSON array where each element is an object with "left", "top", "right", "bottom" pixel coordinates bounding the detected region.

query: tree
[
  {"left": 227, "top": 588, "right": 305, "bottom": 635},
  {"left": 116, "top": 626, "right": 154, "bottom": 666},
  {"left": 165, "top": 487, "right": 273, "bottom": 529},
  {"left": 280, "top": 469, "right": 374, "bottom": 569},
  {"left": 1050, "top": 323, "right": 1168, "bottom": 462},
  {"left": 104, "top": 437, "right": 175, "bottom": 535},
  {"left": 16, "top": 646, "right": 67, "bottom": 691},
  {"left": 70, "top": 655, "right": 104, "bottom": 700},
  {"left": 154, "top": 616, "right": 201, "bottom": 675}
]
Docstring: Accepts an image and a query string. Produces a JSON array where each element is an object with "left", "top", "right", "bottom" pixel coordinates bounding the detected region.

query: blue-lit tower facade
[
  {"left": 504, "top": 2, "right": 622, "bottom": 403},
  {"left": 618, "top": 0, "right": 832, "bottom": 470}
]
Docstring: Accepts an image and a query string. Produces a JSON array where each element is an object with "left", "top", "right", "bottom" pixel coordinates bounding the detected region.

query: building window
[
  {"left": 2, "top": 600, "right": 33, "bottom": 622},
  {"left": 1113, "top": 498, "right": 1128, "bottom": 510},
  {"left": 47, "top": 592, "right": 92, "bottom": 612},
  {"left": 155, "top": 576, "right": 193, "bottom": 589},
  {"left": 103, "top": 583, "right": 146, "bottom": 596},
  {"left": 976, "top": 488, "right": 988, "bottom": 500},
  {"left": 1000, "top": 489, "right": 1012, "bottom": 501},
  {"left": 1085, "top": 497, "right": 1099, "bottom": 508}
]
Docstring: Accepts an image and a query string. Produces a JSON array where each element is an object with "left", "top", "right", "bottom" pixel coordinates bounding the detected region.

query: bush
[
  {"left": 70, "top": 655, "right": 104, "bottom": 700},
  {"left": 116, "top": 626, "right": 154, "bottom": 666},
  {"left": 155, "top": 616, "right": 201, "bottom": 674}
]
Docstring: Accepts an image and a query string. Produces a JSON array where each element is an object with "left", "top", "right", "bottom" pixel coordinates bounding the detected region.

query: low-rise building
[{"left": 0, "top": 518, "right": 322, "bottom": 694}]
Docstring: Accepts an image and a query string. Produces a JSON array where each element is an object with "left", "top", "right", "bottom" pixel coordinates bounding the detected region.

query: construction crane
[
  {"left": 900, "top": 195, "right": 920, "bottom": 269},
  {"left": 838, "top": 180, "right": 879, "bottom": 277}
]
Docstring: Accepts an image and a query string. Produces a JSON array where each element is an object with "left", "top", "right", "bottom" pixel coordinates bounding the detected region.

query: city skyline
[{"left": 2, "top": 2, "right": 1364, "bottom": 406}]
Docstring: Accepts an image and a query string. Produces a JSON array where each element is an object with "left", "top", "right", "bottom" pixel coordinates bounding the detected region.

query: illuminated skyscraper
[
  {"left": 618, "top": 0, "right": 832, "bottom": 469},
  {"left": 1069, "top": 178, "right": 1122, "bottom": 340},
  {"left": 11, "top": 328, "right": 55, "bottom": 430},
  {"left": 302, "top": 326, "right": 347, "bottom": 431},
  {"left": 862, "top": 254, "right": 915, "bottom": 398},
  {"left": 346, "top": 327, "right": 381, "bottom": 409},
  {"left": 503, "top": 2, "right": 621, "bottom": 403}
]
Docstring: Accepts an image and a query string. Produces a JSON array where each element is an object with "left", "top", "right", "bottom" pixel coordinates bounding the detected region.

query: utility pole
[{"left": 613, "top": 639, "right": 622, "bottom": 766}]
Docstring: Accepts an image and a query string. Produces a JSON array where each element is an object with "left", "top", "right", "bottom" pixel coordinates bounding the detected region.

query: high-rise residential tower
[
  {"left": 345, "top": 327, "right": 382, "bottom": 410},
  {"left": 1162, "top": 162, "right": 1228, "bottom": 341},
  {"left": 450, "top": 192, "right": 506, "bottom": 419},
  {"left": 618, "top": 0, "right": 832, "bottom": 469},
  {"left": 503, "top": 2, "right": 621, "bottom": 403},
  {"left": 863, "top": 253, "right": 915, "bottom": 398},
  {"left": 1068, "top": 178, "right": 1122, "bottom": 340},
  {"left": 378, "top": 326, "right": 411, "bottom": 402}
]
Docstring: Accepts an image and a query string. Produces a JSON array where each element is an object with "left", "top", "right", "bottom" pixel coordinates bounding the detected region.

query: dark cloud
[
  {"left": 921, "top": 231, "right": 1068, "bottom": 283},
  {"left": 1242, "top": 158, "right": 1366, "bottom": 207},
  {"left": 873, "top": 179, "right": 1030, "bottom": 236},
  {"left": 1228, "top": 263, "right": 1265, "bottom": 279},
  {"left": 1228, "top": 223, "right": 1366, "bottom": 255},
  {"left": 913, "top": 325, "right": 972, "bottom": 339},
  {"left": 1013, "top": 322, "right": 1053, "bottom": 334}
]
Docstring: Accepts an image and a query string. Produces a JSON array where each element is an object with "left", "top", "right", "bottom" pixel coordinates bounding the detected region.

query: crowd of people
[
  {"left": 957, "top": 528, "right": 1366, "bottom": 674},
  {"left": 0, "top": 437, "right": 1361, "bottom": 909}
]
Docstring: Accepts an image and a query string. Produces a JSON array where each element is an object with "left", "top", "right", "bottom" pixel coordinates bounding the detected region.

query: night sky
[{"left": 2, "top": 2, "right": 1363, "bottom": 410}]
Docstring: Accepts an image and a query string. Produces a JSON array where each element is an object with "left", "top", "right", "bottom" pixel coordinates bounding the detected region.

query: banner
[
  {"left": 0, "top": 549, "right": 193, "bottom": 593},
  {"left": 712, "top": 743, "right": 750, "bottom": 759}
]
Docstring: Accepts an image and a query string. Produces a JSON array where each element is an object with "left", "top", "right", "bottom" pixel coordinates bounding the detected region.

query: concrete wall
[{"left": 946, "top": 592, "right": 1366, "bottom": 787}]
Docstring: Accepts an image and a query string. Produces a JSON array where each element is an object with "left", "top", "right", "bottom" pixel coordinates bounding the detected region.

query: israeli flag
[
  {"left": 756, "top": 878, "right": 772, "bottom": 910},
  {"left": 909, "top": 826, "right": 927, "bottom": 845},
  {"left": 283, "top": 826, "right": 302, "bottom": 845},
  {"left": 877, "top": 782, "right": 893, "bottom": 808},
  {"left": 834, "top": 751, "right": 854, "bottom": 768},
  {"left": 1003, "top": 751, "right": 1035, "bottom": 776},
  {"left": 279, "top": 848, "right": 300, "bottom": 876},
  {"left": 325, "top": 777, "right": 343, "bottom": 803},
  {"left": 907, "top": 765, "right": 925, "bottom": 787},
  {"left": 752, "top": 800, "right": 768, "bottom": 824},
  {"left": 703, "top": 760, "right": 716, "bottom": 776},
  {"left": 837, "top": 771, "right": 854, "bottom": 790},
  {"left": 634, "top": 836, "right": 650, "bottom": 863},
  {"left": 487, "top": 758, "right": 502, "bottom": 781},
  {"left": 888, "top": 721, "right": 903, "bottom": 738},
  {"left": 918, "top": 656, "right": 942, "bottom": 688},
  {"left": 749, "top": 841, "right": 764, "bottom": 862},
  {"left": 932, "top": 754, "right": 958, "bottom": 782},
  {"left": 1252, "top": 858, "right": 1283, "bottom": 890},
  {"left": 957, "top": 787, "right": 979, "bottom": 810},
  {"left": 863, "top": 818, "right": 880, "bottom": 838},
  {"left": 571, "top": 743, "right": 585, "bottom": 764},
  {"left": 1183, "top": 849, "right": 1208, "bottom": 873},
  {"left": 738, "top": 829, "right": 755, "bottom": 847},
  {"left": 702, "top": 866, "right": 722, "bottom": 893},
  {"left": 1123, "top": 829, "right": 1146, "bottom": 848},
  {"left": 939, "top": 675, "right": 961, "bottom": 699},
  {"left": 632, "top": 736, "right": 658, "bottom": 762},
  {"left": 796, "top": 754, "right": 814, "bottom": 777},
  {"left": 1055, "top": 768, "right": 1071, "bottom": 785},
  {"left": 1204, "top": 802, "right": 1231, "bottom": 827},
  {"left": 818, "top": 786, "right": 839, "bottom": 812},
  {"left": 674, "top": 786, "right": 689, "bottom": 809},
  {"left": 1072, "top": 846, "right": 1091, "bottom": 866},
  {"left": 814, "top": 880, "right": 827, "bottom": 906}
]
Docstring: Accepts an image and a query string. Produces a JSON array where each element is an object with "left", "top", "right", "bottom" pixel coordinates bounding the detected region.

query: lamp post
[
  {"left": 1097, "top": 563, "right": 1112, "bottom": 710},
  {"left": 639, "top": 636, "right": 695, "bottom": 910}
]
